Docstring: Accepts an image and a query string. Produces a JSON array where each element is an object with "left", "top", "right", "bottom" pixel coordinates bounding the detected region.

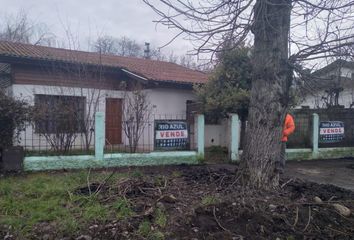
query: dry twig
[
  {"left": 86, "top": 168, "right": 92, "bottom": 196},
  {"left": 293, "top": 206, "right": 299, "bottom": 227},
  {"left": 213, "top": 206, "right": 231, "bottom": 233},
  {"left": 281, "top": 178, "right": 293, "bottom": 188},
  {"left": 303, "top": 207, "right": 312, "bottom": 232}
]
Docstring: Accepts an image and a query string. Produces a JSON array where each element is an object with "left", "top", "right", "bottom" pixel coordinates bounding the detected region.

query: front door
[{"left": 105, "top": 98, "right": 122, "bottom": 145}]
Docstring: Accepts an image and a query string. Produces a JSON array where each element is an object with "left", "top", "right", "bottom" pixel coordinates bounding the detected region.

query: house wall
[
  {"left": 299, "top": 67, "right": 354, "bottom": 109},
  {"left": 9, "top": 62, "right": 226, "bottom": 153},
  {"left": 204, "top": 120, "right": 229, "bottom": 148},
  {"left": 12, "top": 84, "right": 124, "bottom": 151},
  {"left": 339, "top": 67, "right": 353, "bottom": 78},
  {"left": 300, "top": 89, "right": 354, "bottom": 109},
  {"left": 145, "top": 89, "right": 234, "bottom": 149},
  {"left": 135, "top": 88, "right": 197, "bottom": 151},
  {"left": 147, "top": 88, "right": 196, "bottom": 117},
  {"left": 12, "top": 84, "right": 199, "bottom": 152}
]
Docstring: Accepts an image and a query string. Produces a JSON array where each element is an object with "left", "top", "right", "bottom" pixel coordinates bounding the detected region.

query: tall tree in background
[
  {"left": 195, "top": 46, "right": 252, "bottom": 121},
  {"left": 93, "top": 36, "right": 142, "bottom": 57},
  {"left": 93, "top": 35, "right": 200, "bottom": 69},
  {"left": 0, "top": 10, "right": 54, "bottom": 46},
  {"left": 144, "top": 0, "right": 354, "bottom": 188}
]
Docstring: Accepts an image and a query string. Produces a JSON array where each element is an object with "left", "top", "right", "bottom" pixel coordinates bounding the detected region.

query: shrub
[{"left": 0, "top": 91, "right": 30, "bottom": 148}]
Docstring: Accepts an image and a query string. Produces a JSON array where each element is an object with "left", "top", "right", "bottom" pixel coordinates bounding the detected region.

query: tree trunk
[{"left": 240, "top": 0, "right": 293, "bottom": 188}]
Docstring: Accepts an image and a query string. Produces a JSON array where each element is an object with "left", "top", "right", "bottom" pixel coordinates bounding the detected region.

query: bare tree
[
  {"left": 167, "top": 51, "right": 178, "bottom": 63},
  {"left": 93, "top": 36, "right": 201, "bottom": 69},
  {"left": 93, "top": 36, "right": 117, "bottom": 55},
  {"left": 0, "top": 10, "right": 54, "bottom": 46},
  {"left": 33, "top": 96, "right": 80, "bottom": 154},
  {"left": 31, "top": 25, "right": 106, "bottom": 153},
  {"left": 117, "top": 36, "right": 142, "bottom": 57},
  {"left": 179, "top": 54, "right": 197, "bottom": 69},
  {"left": 121, "top": 83, "right": 152, "bottom": 153},
  {"left": 93, "top": 36, "right": 142, "bottom": 57},
  {"left": 49, "top": 64, "right": 103, "bottom": 152},
  {"left": 143, "top": 0, "right": 354, "bottom": 188},
  {"left": 320, "top": 63, "right": 345, "bottom": 109}
]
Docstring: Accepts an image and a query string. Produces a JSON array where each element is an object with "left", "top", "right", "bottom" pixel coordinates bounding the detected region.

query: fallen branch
[
  {"left": 213, "top": 206, "right": 231, "bottom": 233},
  {"left": 287, "top": 200, "right": 354, "bottom": 207},
  {"left": 303, "top": 207, "right": 311, "bottom": 232},
  {"left": 327, "top": 226, "right": 350, "bottom": 236},
  {"left": 93, "top": 170, "right": 117, "bottom": 197},
  {"left": 87, "top": 168, "right": 92, "bottom": 196},
  {"left": 281, "top": 178, "right": 293, "bottom": 188},
  {"left": 293, "top": 206, "right": 299, "bottom": 227},
  {"left": 328, "top": 196, "right": 337, "bottom": 202}
]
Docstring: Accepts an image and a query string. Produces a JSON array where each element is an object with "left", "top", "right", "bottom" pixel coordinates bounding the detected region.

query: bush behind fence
[{"left": 16, "top": 114, "right": 196, "bottom": 156}]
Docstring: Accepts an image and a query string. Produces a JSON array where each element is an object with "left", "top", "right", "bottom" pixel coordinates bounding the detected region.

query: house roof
[
  {"left": 313, "top": 59, "right": 354, "bottom": 76},
  {"left": 0, "top": 41, "right": 208, "bottom": 84}
]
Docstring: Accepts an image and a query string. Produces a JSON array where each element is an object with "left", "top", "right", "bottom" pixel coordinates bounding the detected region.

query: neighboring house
[
  {"left": 0, "top": 41, "right": 208, "bottom": 151},
  {"left": 300, "top": 60, "right": 354, "bottom": 109}
]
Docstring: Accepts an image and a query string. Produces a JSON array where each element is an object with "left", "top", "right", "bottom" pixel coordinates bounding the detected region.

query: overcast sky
[{"left": 0, "top": 0, "right": 193, "bottom": 55}]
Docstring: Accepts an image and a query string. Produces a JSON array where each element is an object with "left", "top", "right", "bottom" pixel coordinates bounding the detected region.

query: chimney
[{"left": 144, "top": 42, "right": 150, "bottom": 59}]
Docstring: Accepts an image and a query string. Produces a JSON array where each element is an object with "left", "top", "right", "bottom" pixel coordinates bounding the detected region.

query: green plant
[
  {"left": 206, "top": 146, "right": 228, "bottom": 154},
  {"left": 149, "top": 231, "right": 165, "bottom": 240},
  {"left": 0, "top": 90, "right": 31, "bottom": 148},
  {"left": 154, "top": 175, "right": 166, "bottom": 187},
  {"left": 138, "top": 220, "right": 152, "bottom": 237},
  {"left": 58, "top": 216, "right": 79, "bottom": 236},
  {"left": 197, "top": 154, "right": 205, "bottom": 164},
  {"left": 138, "top": 219, "right": 165, "bottom": 240},
  {"left": 0, "top": 170, "right": 126, "bottom": 238},
  {"left": 113, "top": 197, "right": 134, "bottom": 219},
  {"left": 194, "top": 46, "right": 252, "bottom": 122},
  {"left": 201, "top": 195, "right": 219, "bottom": 206},
  {"left": 131, "top": 169, "right": 144, "bottom": 178},
  {"left": 171, "top": 171, "right": 181, "bottom": 178},
  {"left": 81, "top": 201, "right": 108, "bottom": 221},
  {"left": 154, "top": 208, "right": 167, "bottom": 228}
]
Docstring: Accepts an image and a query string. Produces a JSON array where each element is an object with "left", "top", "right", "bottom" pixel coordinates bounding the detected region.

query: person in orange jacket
[{"left": 277, "top": 113, "right": 295, "bottom": 173}]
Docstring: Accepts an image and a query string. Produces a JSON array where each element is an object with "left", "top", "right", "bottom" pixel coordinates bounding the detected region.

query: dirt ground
[
  {"left": 1, "top": 160, "right": 354, "bottom": 240},
  {"left": 206, "top": 158, "right": 354, "bottom": 191},
  {"left": 74, "top": 166, "right": 354, "bottom": 239},
  {"left": 285, "top": 158, "right": 354, "bottom": 191}
]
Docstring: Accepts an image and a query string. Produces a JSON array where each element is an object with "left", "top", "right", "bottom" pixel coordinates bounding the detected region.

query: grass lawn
[{"left": 0, "top": 170, "right": 130, "bottom": 238}]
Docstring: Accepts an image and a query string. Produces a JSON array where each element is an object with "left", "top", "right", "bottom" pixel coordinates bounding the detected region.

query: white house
[
  {"left": 300, "top": 60, "right": 354, "bottom": 109},
  {"left": 0, "top": 41, "right": 208, "bottom": 152}
]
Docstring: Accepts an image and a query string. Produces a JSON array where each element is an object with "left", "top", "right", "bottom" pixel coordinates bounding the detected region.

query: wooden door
[{"left": 105, "top": 98, "right": 122, "bottom": 144}]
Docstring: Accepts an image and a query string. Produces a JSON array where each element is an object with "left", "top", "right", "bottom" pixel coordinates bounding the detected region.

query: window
[{"left": 34, "top": 95, "right": 86, "bottom": 134}]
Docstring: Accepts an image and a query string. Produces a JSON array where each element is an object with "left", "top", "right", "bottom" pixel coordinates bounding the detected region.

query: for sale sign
[
  {"left": 155, "top": 120, "right": 189, "bottom": 150},
  {"left": 319, "top": 121, "right": 345, "bottom": 143}
]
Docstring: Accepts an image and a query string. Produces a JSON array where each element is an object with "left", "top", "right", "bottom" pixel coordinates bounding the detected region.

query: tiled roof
[
  {"left": 314, "top": 59, "right": 354, "bottom": 76},
  {"left": 0, "top": 41, "right": 208, "bottom": 84}
]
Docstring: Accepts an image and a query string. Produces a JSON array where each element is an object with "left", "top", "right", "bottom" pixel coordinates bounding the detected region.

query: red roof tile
[{"left": 0, "top": 41, "right": 208, "bottom": 84}]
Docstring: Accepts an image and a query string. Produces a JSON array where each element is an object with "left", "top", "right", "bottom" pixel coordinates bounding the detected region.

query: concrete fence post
[
  {"left": 312, "top": 113, "right": 319, "bottom": 157},
  {"left": 230, "top": 114, "right": 240, "bottom": 162},
  {"left": 95, "top": 112, "right": 105, "bottom": 161},
  {"left": 197, "top": 114, "right": 205, "bottom": 158}
]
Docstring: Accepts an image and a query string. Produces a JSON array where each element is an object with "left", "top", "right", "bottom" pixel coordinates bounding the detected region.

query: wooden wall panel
[{"left": 12, "top": 63, "right": 129, "bottom": 90}]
